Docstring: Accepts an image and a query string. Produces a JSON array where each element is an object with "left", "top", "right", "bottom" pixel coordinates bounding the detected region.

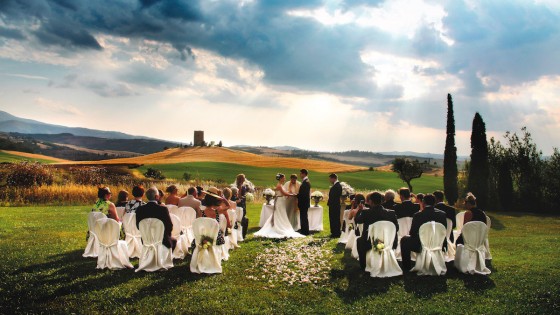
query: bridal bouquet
[
  {"left": 311, "top": 191, "right": 323, "bottom": 207},
  {"left": 373, "top": 238, "right": 385, "bottom": 255},
  {"left": 200, "top": 236, "right": 214, "bottom": 250},
  {"left": 245, "top": 192, "right": 255, "bottom": 203},
  {"left": 231, "top": 179, "right": 256, "bottom": 193},
  {"left": 263, "top": 188, "right": 275, "bottom": 205}
]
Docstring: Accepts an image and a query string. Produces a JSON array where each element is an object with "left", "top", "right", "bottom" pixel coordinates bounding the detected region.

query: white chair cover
[
  {"left": 166, "top": 205, "right": 179, "bottom": 216},
  {"left": 395, "top": 217, "right": 412, "bottom": 260},
  {"left": 170, "top": 213, "right": 189, "bottom": 259},
  {"left": 338, "top": 210, "right": 350, "bottom": 244},
  {"left": 365, "top": 221, "right": 402, "bottom": 277},
  {"left": 345, "top": 218, "right": 357, "bottom": 250},
  {"left": 122, "top": 213, "right": 142, "bottom": 258},
  {"left": 411, "top": 221, "right": 447, "bottom": 276},
  {"left": 227, "top": 209, "right": 239, "bottom": 249},
  {"left": 190, "top": 218, "right": 222, "bottom": 274},
  {"left": 136, "top": 219, "right": 173, "bottom": 272},
  {"left": 218, "top": 214, "right": 229, "bottom": 261},
  {"left": 116, "top": 207, "right": 126, "bottom": 221},
  {"left": 83, "top": 212, "right": 107, "bottom": 258},
  {"left": 178, "top": 207, "right": 197, "bottom": 244},
  {"left": 236, "top": 207, "right": 244, "bottom": 242},
  {"left": 454, "top": 222, "right": 491, "bottom": 275},
  {"left": 351, "top": 223, "right": 363, "bottom": 260},
  {"left": 484, "top": 216, "right": 492, "bottom": 260},
  {"left": 445, "top": 218, "right": 456, "bottom": 262},
  {"left": 453, "top": 211, "right": 466, "bottom": 244},
  {"left": 95, "top": 218, "right": 132, "bottom": 270}
]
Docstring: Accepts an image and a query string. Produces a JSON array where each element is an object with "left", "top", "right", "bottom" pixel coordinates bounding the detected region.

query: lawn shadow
[
  {"left": 403, "top": 271, "right": 448, "bottom": 299},
  {"left": 487, "top": 215, "right": 505, "bottom": 231},
  {"left": 331, "top": 246, "right": 402, "bottom": 304}
]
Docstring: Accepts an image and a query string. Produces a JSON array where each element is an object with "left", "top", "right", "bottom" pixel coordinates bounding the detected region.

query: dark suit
[
  {"left": 435, "top": 202, "right": 457, "bottom": 242},
  {"left": 400, "top": 206, "right": 447, "bottom": 270},
  {"left": 136, "top": 201, "right": 176, "bottom": 250},
  {"left": 354, "top": 205, "right": 399, "bottom": 270},
  {"left": 328, "top": 182, "right": 343, "bottom": 238},
  {"left": 297, "top": 178, "right": 311, "bottom": 235},
  {"left": 382, "top": 200, "right": 397, "bottom": 210},
  {"left": 394, "top": 200, "right": 420, "bottom": 219}
]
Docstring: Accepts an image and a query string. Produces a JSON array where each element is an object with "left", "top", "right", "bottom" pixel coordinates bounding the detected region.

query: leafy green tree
[
  {"left": 467, "top": 113, "right": 490, "bottom": 208},
  {"left": 391, "top": 158, "right": 423, "bottom": 192},
  {"left": 444, "top": 93, "right": 459, "bottom": 205}
]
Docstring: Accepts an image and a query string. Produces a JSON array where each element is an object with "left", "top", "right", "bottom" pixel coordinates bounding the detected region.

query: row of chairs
[{"left": 84, "top": 206, "right": 246, "bottom": 274}]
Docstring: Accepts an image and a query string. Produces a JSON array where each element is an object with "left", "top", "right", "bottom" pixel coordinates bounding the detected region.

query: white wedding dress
[{"left": 254, "top": 187, "right": 305, "bottom": 239}]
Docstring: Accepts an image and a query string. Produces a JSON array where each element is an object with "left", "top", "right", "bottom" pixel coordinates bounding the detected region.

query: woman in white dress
[{"left": 254, "top": 174, "right": 305, "bottom": 239}]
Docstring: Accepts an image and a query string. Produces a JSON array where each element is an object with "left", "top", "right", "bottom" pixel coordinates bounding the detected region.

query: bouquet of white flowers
[
  {"left": 311, "top": 191, "right": 324, "bottom": 207},
  {"left": 340, "top": 182, "right": 355, "bottom": 197},
  {"left": 231, "top": 179, "right": 256, "bottom": 193},
  {"left": 245, "top": 192, "right": 255, "bottom": 203},
  {"left": 263, "top": 188, "right": 275, "bottom": 205}
]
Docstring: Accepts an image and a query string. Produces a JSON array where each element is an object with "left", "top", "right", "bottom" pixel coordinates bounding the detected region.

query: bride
[{"left": 254, "top": 173, "right": 305, "bottom": 239}]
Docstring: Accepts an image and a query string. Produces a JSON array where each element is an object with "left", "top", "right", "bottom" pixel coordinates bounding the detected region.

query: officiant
[
  {"left": 284, "top": 174, "right": 301, "bottom": 230},
  {"left": 328, "top": 173, "right": 343, "bottom": 238}
]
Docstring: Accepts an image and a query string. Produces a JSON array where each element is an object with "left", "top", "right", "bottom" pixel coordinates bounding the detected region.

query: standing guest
[
  {"left": 414, "top": 193, "right": 425, "bottom": 211},
  {"left": 400, "top": 194, "right": 447, "bottom": 270},
  {"left": 382, "top": 189, "right": 398, "bottom": 210},
  {"left": 456, "top": 193, "right": 487, "bottom": 245},
  {"left": 297, "top": 169, "right": 311, "bottom": 235},
  {"left": 165, "top": 185, "right": 180, "bottom": 206},
  {"left": 394, "top": 187, "right": 420, "bottom": 219},
  {"left": 434, "top": 190, "right": 457, "bottom": 242},
  {"left": 125, "top": 185, "right": 145, "bottom": 214},
  {"left": 93, "top": 187, "right": 120, "bottom": 222},
  {"left": 136, "top": 187, "right": 176, "bottom": 250},
  {"left": 116, "top": 190, "right": 129, "bottom": 207},
  {"left": 178, "top": 187, "right": 203, "bottom": 217},
  {"left": 354, "top": 192, "right": 399, "bottom": 270},
  {"left": 235, "top": 174, "right": 253, "bottom": 238},
  {"left": 328, "top": 173, "right": 343, "bottom": 238}
]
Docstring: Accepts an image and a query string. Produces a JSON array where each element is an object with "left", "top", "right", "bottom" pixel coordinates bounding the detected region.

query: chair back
[
  {"left": 397, "top": 217, "right": 412, "bottom": 238},
  {"left": 95, "top": 218, "right": 132, "bottom": 269},
  {"left": 179, "top": 207, "right": 197, "bottom": 228},
  {"left": 227, "top": 209, "right": 236, "bottom": 226},
  {"left": 139, "top": 218, "right": 165, "bottom": 247},
  {"left": 137, "top": 218, "right": 173, "bottom": 272},
  {"left": 456, "top": 211, "right": 466, "bottom": 231},
  {"left": 170, "top": 213, "right": 182, "bottom": 238},
  {"left": 83, "top": 212, "right": 107, "bottom": 258},
  {"left": 167, "top": 205, "right": 180, "bottom": 218},
  {"left": 446, "top": 218, "right": 453, "bottom": 239},
  {"left": 366, "top": 221, "right": 402, "bottom": 277},
  {"left": 369, "top": 221, "right": 397, "bottom": 247},
  {"left": 462, "top": 221, "right": 487, "bottom": 248},
  {"left": 411, "top": 221, "right": 447, "bottom": 276},
  {"left": 236, "top": 207, "right": 244, "bottom": 222},
  {"left": 419, "top": 221, "right": 446, "bottom": 249},
  {"left": 95, "top": 218, "right": 120, "bottom": 248},
  {"left": 88, "top": 212, "right": 106, "bottom": 232},
  {"left": 116, "top": 207, "right": 126, "bottom": 221},
  {"left": 454, "top": 221, "right": 491, "bottom": 275},
  {"left": 122, "top": 212, "right": 142, "bottom": 258},
  {"left": 192, "top": 218, "right": 220, "bottom": 244}
]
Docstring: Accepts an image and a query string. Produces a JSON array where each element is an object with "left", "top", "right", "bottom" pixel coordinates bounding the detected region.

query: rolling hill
[
  {"left": 0, "top": 150, "right": 68, "bottom": 164},
  {"left": 62, "top": 147, "right": 367, "bottom": 173}
]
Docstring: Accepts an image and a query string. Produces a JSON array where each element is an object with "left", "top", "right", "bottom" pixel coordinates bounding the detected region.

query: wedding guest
[
  {"left": 382, "top": 189, "right": 397, "bottom": 210},
  {"left": 201, "top": 188, "right": 232, "bottom": 247},
  {"left": 415, "top": 193, "right": 425, "bottom": 211},
  {"left": 157, "top": 189, "right": 165, "bottom": 205},
  {"left": 394, "top": 187, "right": 420, "bottom": 219},
  {"left": 116, "top": 190, "right": 129, "bottom": 207},
  {"left": 400, "top": 194, "right": 447, "bottom": 271},
  {"left": 328, "top": 173, "right": 343, "bottom": 238},
  {"left": 434, "top": 190, "right": 457, "bottom": 242},
  {"left": 223, "top": 188, "right": 237, "bottom": 210},
  {"left": 297, "top": 169, "right": 311, "bottom": 236},
  {"left": 456, "top": 193, "right": 487, "bottom": 245},
  {"left": 136, "top": 187, "right": 176, "bottom": 250},
  {"left": 125, "top": 185, "right": 145, "bottom": 214},
  {"left": 231, "top": 187, "right": 239, "bottom": 202},
  {"left": 178, "top": 187, "right": 203, "bottom": 217},
  {"left": 235, "top": 174, "right": 252, "bottom": 238},
  {"left": 165, "top": 185, "right": 180, "bottom": 206},
  {"left": 92, "top": 187, "right": 120, "bottom": 222},
  {"left": 348, "top": 194, "right": 367, "bottom": 220},
  {"left": 197, "top": 186, "right": 206, "bottom": 205},
  {"left": 284, "top": 174, "right": 301, "bottom": 229},
  {"left": 354, "top": 192, "right": 399, "bottom": 270}
]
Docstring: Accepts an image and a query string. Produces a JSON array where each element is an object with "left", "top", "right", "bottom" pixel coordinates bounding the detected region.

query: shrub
[
  {"left": 144, "top": 168, "right": 165, "bottom": 180},
  {"left": 182, "top": 172, "right": 192, "bottom": 181},
  {"left": 5, "top": 162, "right": 54, "bottom": 188},
  {"left": 69, "top": 167, "right": 106, "bottom": 185}
]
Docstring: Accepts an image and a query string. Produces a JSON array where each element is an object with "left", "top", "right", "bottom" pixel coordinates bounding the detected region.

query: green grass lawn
[
  {"left": 139, "top": 162, "right": 443, "bottom": 193},
  {"left": 0, "top": 204, "right": 558, "bottom": 314},
  {"left": 0, "top": 151, "right": 59, "bottom": 164}
]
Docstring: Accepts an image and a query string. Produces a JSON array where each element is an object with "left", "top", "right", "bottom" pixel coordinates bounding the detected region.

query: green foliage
[
  {"left": 182, "top": 172, "right": 192, "bottom": 181},
  {"left": 391, "top": 158, "right": 423, "bottom": 192},
  {"left": 468, "top": 113, "right": 490, "bottom": 208},
  {"left": 0, "top": 205, "right": 559, "bottom": 314},
  {"left": 143, "top": 167, "right": 166, "bottom": 180},
  {"left": 443, "top": 94, "right": 459, "bottom": 205},
  {"left": 4, "top": 162, "right": 54, "bottom": 188}
]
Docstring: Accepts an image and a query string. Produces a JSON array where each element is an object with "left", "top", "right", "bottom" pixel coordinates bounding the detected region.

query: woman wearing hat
[
  {"left": 200, "top": 187, "right": 232, "bottom": 246},
  {"left": 92, "top": 186, "right": 120, "bottom": 222}
]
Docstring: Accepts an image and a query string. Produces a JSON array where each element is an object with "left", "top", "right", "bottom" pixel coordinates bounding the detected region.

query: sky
[{"left": 0, "top": 0, "right": 559, "bottom": 156}]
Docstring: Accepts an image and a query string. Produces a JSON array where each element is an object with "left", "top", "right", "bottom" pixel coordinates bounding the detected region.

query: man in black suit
[
  {"left": 355, "top": 192, "right": 399, "bottom": 270},
  {"left": 382, "top": 189, "right": 398, "bottom": 210},
  {"left": 434, "top": 190, "right": 457, "bottom": 243},
  {"left": 136, "top": 187, "right": 176, "bottom": 250},
  {"left": 400, "top": 194, "right": 447, "bottom": 270},
  {"left": 394, "top": 187, "right": 420, "bottom": 219},
  {"left": 297, "top": 169, "right": 311, "bottom": 235},
  {"left": 328, "top": 173, "right": 343, "bottom": 238}
]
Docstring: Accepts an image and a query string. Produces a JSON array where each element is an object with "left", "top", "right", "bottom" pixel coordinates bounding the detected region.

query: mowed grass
[
  {"left": 139, "top": 162, "right": 443, "bottom": 192},
  {"left": 0, "top": 150, "right": 61, "bottom": 164},
  {"left": 0, "top": 205, "right": 559, "bottom": 314}
]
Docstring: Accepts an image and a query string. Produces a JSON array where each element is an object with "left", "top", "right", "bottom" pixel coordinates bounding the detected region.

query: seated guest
[
  {"left": 223, "top": 188, "right": 237, "bottom": 210},
  {"left": 93, "top": 187, "right": 120, "bottom": 222},
  {"left": 414, "top": 193, "right": 425, "bottom": 211},
  {"left": 348, "top": 194, "right": 366, "bottom": 221},
  {"left": 382, "top": 189, "right": 397, "bottom": 210},
  {"left": 434, "top": 190, "right": 457, "bottom": 242},
  {"left": 231, "top": 187, "right": 239, "bottom": 203},
  {"left": 400, "top": 194, "right": 447, "bottom": 270},
  {"left": 196, "top": 186, "right": 206, "bottom": 201},
  {"left": 456, "top": 192, "right": 487, "bottom": 245},
  {"left": 394, "top": 187, "right": 420, "bottom": 219},
  {"left": 165, "top": 185, "right": 180, "bottom": 206},
  {"left": 125, "top": 185, "right": 145, "bottom": 214},
  {"left": 157, "top": 189, "right": 165, "bottom": 205},
  {"left": 136, "top": 187, "right": 176, "bottom": 250},
  {"left": 355, "top": 192, "right": 399, "bottom": 271},
  {"left": 200, "top": 187, "right": 232, "bottom": 246},
  {"left": 178, "top": 187, "right": 203, "bottom": 217},
  {"left": 116, "top": 190, "right": 129, "bottom": 207}
]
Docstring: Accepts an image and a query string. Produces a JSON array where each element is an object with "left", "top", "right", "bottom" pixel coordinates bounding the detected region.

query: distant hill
[{"left": 0, "top": 110, "right": 157, "bottom": 140}]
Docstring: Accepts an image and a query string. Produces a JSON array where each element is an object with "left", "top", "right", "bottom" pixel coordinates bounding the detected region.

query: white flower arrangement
[
  {"left": 340, "top": 182, "right": 355, "bottom": 196},
  {"left": 245, "top": 192, "right": 255, "bottom": 203},
  {"left": 230, "top": 179, "right": 256, "bottom": 193},
  {"left": 311, "top": 191, "right": 324, "bottom": 198},
  {"left": 263, "top": 188, "right": 275, "bottom": 198}
]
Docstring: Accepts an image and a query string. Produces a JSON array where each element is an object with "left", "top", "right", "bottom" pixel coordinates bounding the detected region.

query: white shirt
[{"left": 303, "top": 176, "right": 309, "bottom": 182}]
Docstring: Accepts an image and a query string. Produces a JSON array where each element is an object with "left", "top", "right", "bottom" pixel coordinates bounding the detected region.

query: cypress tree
[
  {"left": 443, "top": 94, "right": 459, "bottom": 205},
  {"left": 467, "top": 112, "right": 490, "bottom": 208}
]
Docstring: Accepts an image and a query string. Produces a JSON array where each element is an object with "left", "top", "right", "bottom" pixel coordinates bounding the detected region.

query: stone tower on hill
[{"left": 194, "top": 130, "right": 204, "bottom": 146}]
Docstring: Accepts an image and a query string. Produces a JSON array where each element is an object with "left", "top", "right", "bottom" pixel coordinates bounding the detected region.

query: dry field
[{"left": 1, "top": 150, "right": 68, "bottom": 163}]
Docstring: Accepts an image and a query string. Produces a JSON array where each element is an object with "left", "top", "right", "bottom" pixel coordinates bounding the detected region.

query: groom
[
  {"left": 328, "top": 173, "right": 342, "bottom": 238},
  {"left": 297, "top": 169, "right": 311, "bottom": 235}
]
